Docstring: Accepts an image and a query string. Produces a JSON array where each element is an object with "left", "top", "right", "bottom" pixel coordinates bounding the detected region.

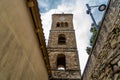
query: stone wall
[
  {"left": 48, "top": 31, "right": 77, "bottom": 49},
  {"left": 82, "top": 0, "right": 120, "bottom": 80},
  {"left": 51, "top": 14, "right": 74, "bottom": 30},
  {"left": 48, "top": 14, "right": 81, "bottom": 80},
  {"left": 0, "top": 0, "right": 49, "bottom": 80},
  {"left": 48, "top": 50, "right": 81, "bottom": 79}
]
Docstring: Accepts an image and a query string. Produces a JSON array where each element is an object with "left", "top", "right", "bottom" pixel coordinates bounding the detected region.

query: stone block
[
  {"left": 111, "top": 39, "right": 118, "bottom": 49},
  {"left": 113, "top": 65, "right": 120, "bottom": 73},
  {"left": 111, "top": 56, "right": 120, "bottom": 64}
]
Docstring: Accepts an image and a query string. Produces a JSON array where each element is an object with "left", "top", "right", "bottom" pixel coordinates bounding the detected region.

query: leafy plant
[{"left": 86, "top": 25, "right": 97, "bottom": 55}]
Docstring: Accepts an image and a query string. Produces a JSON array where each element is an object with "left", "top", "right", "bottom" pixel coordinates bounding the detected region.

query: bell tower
[{"left": 47, "top": 14, "right": 81, "bottom": 80}]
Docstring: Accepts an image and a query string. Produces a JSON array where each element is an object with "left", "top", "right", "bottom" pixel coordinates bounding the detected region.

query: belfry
[{"left": 47, "top": 14, "right": 81, "bottom": 80}]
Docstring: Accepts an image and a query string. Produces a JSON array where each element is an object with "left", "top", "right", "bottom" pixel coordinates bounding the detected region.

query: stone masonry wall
[
  {"left": 82, "top": 0, "right": 120, "bottom": 80},
  {"left": 48, "top": 14, "right": 81, "bottom": 79},
  {"left": 48, "top": 31, "right": 77, "bottom": 49},
  {"left": 48, "top": 49, "right": 81, "bottom": 79}
]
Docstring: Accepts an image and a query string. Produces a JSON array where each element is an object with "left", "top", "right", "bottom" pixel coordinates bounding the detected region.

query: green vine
[{"left": 86, "top": 25, "right": 97, "bottom": 55}]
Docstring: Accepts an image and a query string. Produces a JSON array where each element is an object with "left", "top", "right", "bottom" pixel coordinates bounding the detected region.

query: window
[
  {"left": 58, "top": 34, "right": 66, "bottom": 44},
  {"left": 57, "top": 54, "right": 66, "bottom": 70},
  {"left": 65, "top": 22, "right": 68, "bottom": 27},
  {"left": 56, "top": 22, "right": 69, "bottom": 28},
  {"left": 56, "top": 22, "right": 60, "bottom": 27}
]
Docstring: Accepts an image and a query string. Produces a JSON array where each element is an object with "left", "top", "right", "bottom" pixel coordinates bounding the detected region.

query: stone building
[
  {"left": 81, "top": 0, "right": 120, "bottom": 80},
  {"left": 47, "top": 14, "right": 81, "bottom": 80},
  {"left": 0, "top": 0, "right": 51, "bottom": 80}
]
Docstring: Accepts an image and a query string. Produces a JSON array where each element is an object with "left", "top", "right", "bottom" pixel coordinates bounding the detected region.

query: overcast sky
[{"left": 38, "top": 0, "right": 108, "bottom": 74}]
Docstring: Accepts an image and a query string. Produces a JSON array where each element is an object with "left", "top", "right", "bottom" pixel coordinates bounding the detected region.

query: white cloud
[{"left": 40, "top": 0, "right": 93, "bottom": 74}]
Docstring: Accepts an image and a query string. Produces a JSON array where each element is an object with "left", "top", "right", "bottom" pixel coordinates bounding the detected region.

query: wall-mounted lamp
[{"left": 86, "top": 4, "right": 106, "bottom": 30}]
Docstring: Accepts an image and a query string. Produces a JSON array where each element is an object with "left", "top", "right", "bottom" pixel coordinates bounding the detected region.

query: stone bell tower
[{"left": 47, "top": 14, "right": 81, "bottom": 80}]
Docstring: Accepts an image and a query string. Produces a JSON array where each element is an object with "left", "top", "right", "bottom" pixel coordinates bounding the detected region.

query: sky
[{"left": 37, "top": 0, "right": 108, "bottom": 74}]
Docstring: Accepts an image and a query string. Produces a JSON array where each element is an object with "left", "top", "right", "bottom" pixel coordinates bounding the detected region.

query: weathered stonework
[
  {"left": 82, "top": 0, "right": 120, "bottom": 80},
  {"left": 48, "top": 14, "right": 81, "bottom": 79}
]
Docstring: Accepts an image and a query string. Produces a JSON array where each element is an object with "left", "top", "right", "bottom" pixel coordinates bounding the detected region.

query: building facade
[
  {"left": 82, "top": 0, "right": 120, "bottom": 80},
  {"left": 47, "top": 14, "right": 81, "bottom": 80},
  {"left": 0, "top": 0, "right": 51, "bottom": 80}
]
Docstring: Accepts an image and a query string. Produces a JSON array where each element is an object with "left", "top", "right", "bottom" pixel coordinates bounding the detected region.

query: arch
[
  {"left": 65, "top": 22, "right": 68, "bottom": 27},
  {"left": 56, "top": 22, "right": 60, "bottom": 27},
  {"left": 57, "top": 54, "right": 66, "bottom": 70},
  {"left": 58, "top": 34, "right": 66, "bottom": 45}
]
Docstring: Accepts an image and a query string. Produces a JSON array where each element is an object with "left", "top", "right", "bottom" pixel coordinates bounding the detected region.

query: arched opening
[
  {"left": 58, "top": 34, "right": 66, "bottom": 45},
  {"left": 57, "top": 54, "right": 66, "bottom": 70},
  {"left": 56, "top": 22, "right": 60, "bottom": 27},
  {"left": 65, "top": 22, "right": 68, "bottom": 27}
]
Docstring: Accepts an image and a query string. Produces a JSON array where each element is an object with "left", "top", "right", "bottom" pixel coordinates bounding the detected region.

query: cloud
[
  {"left": 61, "top": 0, "right": 76, "bottom": 6},
  {"left": 37, "top": 0, "right": 62, "bottom": 13}
]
